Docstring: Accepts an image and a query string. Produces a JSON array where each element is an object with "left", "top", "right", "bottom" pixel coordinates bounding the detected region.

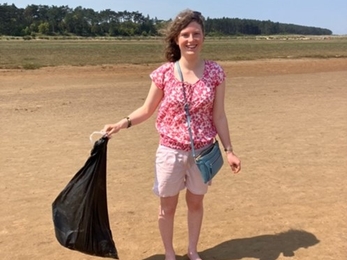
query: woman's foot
[
  {"left": 187, "top": 251, "right": 202, "bottom": 260},
  {"left": 164, "top": 251, "right": 176, "bottom": 260}
]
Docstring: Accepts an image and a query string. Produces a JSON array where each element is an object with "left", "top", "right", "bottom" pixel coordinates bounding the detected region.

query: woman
[{"left": 102, "top": 9, "right": 241, "bottom": 260}]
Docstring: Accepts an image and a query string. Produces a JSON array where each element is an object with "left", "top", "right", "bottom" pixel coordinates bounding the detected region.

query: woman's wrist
[
  {"left": 123, "top": 116, "right": 132, "bottom": 128},
  {"left": 224, "top": 146, "right": 233, "bottom": 154}
]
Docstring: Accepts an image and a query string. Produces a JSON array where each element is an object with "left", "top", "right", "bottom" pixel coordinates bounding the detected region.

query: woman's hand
[
  {"left": 226, "top": 152, "right": 241, "bottom": 173},
  {"left": 102, "top": 121, "right": 125, "bottom": 138}
]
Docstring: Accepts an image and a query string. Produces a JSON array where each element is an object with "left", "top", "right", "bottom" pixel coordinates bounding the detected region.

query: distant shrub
[{"left": 22, "top": 63, "right": 42, "bottom": 70}]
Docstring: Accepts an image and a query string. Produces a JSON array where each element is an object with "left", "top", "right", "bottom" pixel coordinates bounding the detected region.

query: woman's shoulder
[
  {"left": 151, "top": 62, "right": 174, "bottom": 75},
  {"left": 150, "top": 62, "right": 174, "bottom": 89},
  {"left": 204, "top": 60, "right": 225, "bottom": 77},
  {"left": 205, "top": 60, "right": 223, "bottom": 70},
  {"left": 204, "top": 60, "right": 226, "bottom": 85}
]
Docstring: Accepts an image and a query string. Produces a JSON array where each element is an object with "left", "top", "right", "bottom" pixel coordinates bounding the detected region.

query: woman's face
[{"left": 176, "top": 21, "right": 204, "bottom": 58}]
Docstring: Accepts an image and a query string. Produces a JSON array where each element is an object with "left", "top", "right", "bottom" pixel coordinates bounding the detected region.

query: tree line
[{"left": 0, "top": 4, "right": 332, "bottom": 37}]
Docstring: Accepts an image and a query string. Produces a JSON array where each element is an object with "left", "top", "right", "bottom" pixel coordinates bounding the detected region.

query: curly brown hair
[{"left": 164, "top": 9, "right": 205, "bottom": 62}]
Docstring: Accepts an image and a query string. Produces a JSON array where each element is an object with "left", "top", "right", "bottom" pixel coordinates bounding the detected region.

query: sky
[{"left": 7, "top": 0, "right": 347, "bottom": 35}]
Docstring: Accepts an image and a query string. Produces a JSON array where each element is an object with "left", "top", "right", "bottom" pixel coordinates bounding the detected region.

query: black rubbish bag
[{"left": 52, "top": 136, "right": 118, "bottom": 259}]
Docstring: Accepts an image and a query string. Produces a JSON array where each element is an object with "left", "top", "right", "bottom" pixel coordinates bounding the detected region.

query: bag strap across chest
[{"left": 175, "top": 61, "right": 197, "bottom": 158}]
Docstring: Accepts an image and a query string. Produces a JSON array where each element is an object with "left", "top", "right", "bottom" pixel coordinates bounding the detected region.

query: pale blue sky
[{"left": 8, "top": 0, "right": 347, "bottom": 34}]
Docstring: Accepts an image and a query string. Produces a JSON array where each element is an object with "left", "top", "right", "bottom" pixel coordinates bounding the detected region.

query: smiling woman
[
  {"left": 164, "top": 10, "right": 206, "bottom": 62},
  {"left": 101, "top": 9, "right": 241, "bottom": 260}
]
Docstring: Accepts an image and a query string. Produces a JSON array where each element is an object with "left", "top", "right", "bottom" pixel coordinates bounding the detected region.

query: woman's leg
[
  {"left": 158, "top": 194, "right": 179, "bottom": 260},
  {"left": 186, "top": 190, "right": 204, "bottom": 260}
]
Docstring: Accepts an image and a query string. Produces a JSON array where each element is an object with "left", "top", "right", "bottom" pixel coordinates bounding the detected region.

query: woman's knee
[
  {"left": 159, "top": 195, "right": 179, "bottom": 217},
  {"left": 186, "top": 191, "right": 204, "bottom": 212}
]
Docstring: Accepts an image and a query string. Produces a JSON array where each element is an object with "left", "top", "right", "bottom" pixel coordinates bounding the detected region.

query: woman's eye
[{"left": 181, "top": 33, "right": 200, "bottom": 38}]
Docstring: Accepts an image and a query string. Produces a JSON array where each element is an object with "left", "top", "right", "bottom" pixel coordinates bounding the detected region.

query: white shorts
[{"left": 153, "top": 145, "right": 210, "bottom": 197}]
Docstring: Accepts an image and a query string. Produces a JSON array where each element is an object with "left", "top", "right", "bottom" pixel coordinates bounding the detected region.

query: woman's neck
[
  {"left": 177, "top": 56, "right": 205, "bottom": 84},
  {"left": 178, "top": 56, "right": 203, "bottom": 71}
]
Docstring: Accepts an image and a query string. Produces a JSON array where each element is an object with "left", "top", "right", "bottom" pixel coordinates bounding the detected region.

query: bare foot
[
  {"left": 164, "top": 252, "right": 176, "bottom": 260},
  {"left": 187, "top": 251, "right": 202, "bottom": 260}
]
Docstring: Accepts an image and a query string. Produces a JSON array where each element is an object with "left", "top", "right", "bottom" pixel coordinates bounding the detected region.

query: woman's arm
[
  {"left": 102, "top": 82, "right": 163, "bottom": 137},
  {"left": 213, "top": 80, "right": 241, "bottom": 173}
]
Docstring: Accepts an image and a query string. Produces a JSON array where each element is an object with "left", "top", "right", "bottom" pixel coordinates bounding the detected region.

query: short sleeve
[
  {"left": 150, "top": 62, "right": 173, "bottom": 90},
  {"left": 213, "top": 62, "right": 226, "bottom": 87}
]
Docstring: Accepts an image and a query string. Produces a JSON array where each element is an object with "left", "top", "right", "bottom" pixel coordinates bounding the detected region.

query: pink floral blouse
[{"left": 150, "top": 60, "right": 226, "bottom": 151}]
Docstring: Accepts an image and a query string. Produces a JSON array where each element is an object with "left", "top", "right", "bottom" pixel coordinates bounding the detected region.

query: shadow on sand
[{"left": 142, "top": 229, "right": 319, "bottom": 260}]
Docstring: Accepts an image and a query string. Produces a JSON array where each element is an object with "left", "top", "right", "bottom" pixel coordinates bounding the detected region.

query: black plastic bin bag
[{"left": 52, "top": 136, "right": 118, "bottom": 259}]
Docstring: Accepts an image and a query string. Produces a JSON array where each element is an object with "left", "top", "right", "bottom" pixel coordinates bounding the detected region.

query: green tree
[
  {"left": 0, "top": 4, "right": 25, "bottom": 35},
  {"left": 38, "top": 21, "right": 49, "bottom": 34},
  {"left": 0, "top": 3, "right": 333, "bottom": 37}
]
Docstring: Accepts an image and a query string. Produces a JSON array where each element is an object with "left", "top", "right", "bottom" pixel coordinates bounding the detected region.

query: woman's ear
[{"left": 175, "top": 36, "right": 179, "bottom": 45}]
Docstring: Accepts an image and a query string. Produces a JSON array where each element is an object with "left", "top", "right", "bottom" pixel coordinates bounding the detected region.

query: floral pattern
[{"left": 150, "top": 60, "right": 226, "bottom": 151}]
